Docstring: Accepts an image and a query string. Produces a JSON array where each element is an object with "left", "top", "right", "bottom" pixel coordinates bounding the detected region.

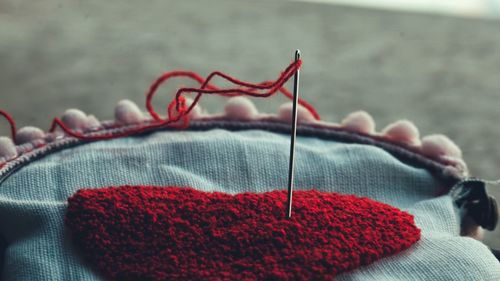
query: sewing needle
[{"left": 286, "top": 49, "right": 300, "bottom": 219}]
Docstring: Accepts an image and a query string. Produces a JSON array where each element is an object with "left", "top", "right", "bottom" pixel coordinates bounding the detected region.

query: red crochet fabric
[{"left": 65, "top": 186, "right": 420, "bottom": 281}]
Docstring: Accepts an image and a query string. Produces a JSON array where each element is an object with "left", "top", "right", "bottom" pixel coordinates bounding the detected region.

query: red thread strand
[
  {"left": 0, "top": 110, "right": 17, "bottom": 140},
  {"left": 174, "top": 60, "right": 301, "bottom": 113},
  {"left": 147, "top": 59, "right": 320, "bottom": 123},
  {"left": 51, "top": 59, "right": 319, "bottom": 140},
  {"left": 3, "top": 59, "right": 319, "bottom": 142},
  {"left": 145, "top": 71, "right": 217, "bottom": 121}
]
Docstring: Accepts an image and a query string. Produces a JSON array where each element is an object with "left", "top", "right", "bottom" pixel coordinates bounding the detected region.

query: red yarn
[
  {"left": 145, "top": 59, "right": 320, "bottom": 122},
  {"left": 66, "top": 186, "right": 420, "bottom": 281},
  {"left": 49, "top": 59, "right": 320, "bottom": 141},
  {"left": 0, "top": 110, "right": 17, "bottom": 139},
  {"left": 0, "top": 60, "right": 319, "bottom": 142}
]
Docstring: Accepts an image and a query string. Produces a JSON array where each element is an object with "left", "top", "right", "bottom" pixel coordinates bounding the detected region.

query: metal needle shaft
[{"left": 286, "top": 49, "right": 300, "bottom": 219}]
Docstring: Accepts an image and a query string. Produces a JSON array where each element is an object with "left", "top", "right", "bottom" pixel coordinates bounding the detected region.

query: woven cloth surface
[{"left": 0, "top": 129, "right": 499, "bottom": 280}]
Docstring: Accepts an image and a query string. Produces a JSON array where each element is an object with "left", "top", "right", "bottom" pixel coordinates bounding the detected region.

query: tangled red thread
[{"left": 1, "top": 59, "right": 319, "bottom": 141}]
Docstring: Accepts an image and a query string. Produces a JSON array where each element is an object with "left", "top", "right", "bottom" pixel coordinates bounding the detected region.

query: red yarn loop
[
  {"left": 0, "top": 110, "right": 17, "bottom": 140},
  {"left": 50, "top": 59, "right": 319, "bottom": 140},
  {"left": 37, "top": 59, "right": 319, "bottom": 141},
  {"left": 146, "top": 59, "right": 321, "bottom": 122}
]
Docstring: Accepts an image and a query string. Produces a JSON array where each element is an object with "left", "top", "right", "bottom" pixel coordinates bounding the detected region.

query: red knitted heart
[{"left": 65, "top": 186, "right": 420, "bottom": 281}]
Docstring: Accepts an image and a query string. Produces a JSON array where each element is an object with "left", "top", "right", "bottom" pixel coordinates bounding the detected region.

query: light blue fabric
[{"left": 0, "top": 129, "right": 499, "bottom": 280}]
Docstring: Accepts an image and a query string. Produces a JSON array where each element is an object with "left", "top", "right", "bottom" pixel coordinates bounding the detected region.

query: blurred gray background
[{"left": 0, "top": 0, "right": 499, "bottom": 247}]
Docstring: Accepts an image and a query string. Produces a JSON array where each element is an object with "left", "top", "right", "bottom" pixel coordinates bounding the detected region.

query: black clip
[{"left": 450, "top": 178, "right": 498, "bottom": 231}]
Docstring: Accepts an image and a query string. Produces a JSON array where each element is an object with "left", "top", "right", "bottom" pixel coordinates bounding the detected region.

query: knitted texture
[{"left": 65, "top": 186, "right": 421, "bottom": 281}]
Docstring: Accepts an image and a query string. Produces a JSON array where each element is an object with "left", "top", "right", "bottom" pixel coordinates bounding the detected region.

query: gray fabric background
[{"left": 0, "top": 0, "right": 499, "bottom": 247}]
